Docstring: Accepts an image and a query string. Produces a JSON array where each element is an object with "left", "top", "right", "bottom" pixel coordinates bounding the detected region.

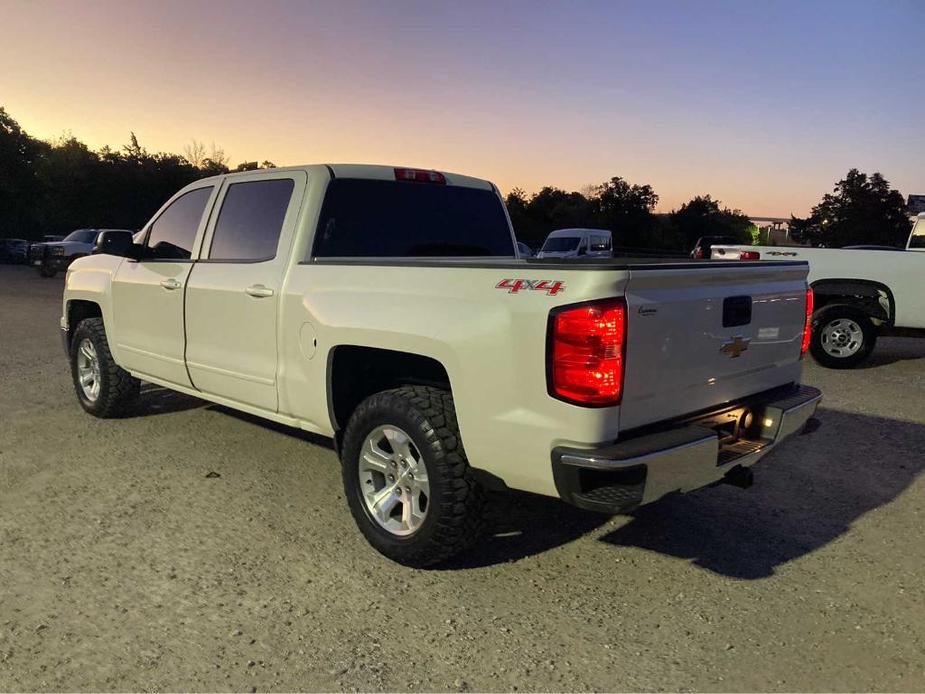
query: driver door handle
[
  {"left": 160, "top": 278, "right": 182, "bottom": 290},
  {"left": 245, "top": 284, "right": 274, "bottom": 298}
]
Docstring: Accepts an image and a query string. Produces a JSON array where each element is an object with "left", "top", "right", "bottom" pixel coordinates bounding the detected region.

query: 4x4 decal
[{"left": 495, "top": 279, "right": 566, "bottom": 296}]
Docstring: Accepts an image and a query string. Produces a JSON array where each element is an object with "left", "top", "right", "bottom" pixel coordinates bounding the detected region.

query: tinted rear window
[
  {"left": 208, "top": 179, "right": 294, "bottom": 261},
  {"left": 311, "top": 179, "right": 514, "bottom": 257}
]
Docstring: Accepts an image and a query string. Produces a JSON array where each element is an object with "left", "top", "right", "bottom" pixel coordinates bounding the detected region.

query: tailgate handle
[{"left": 723, "top": 296, "right": 752, "bottom": 327}]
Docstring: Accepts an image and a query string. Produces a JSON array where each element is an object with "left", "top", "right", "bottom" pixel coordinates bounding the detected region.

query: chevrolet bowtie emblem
[{"left": 720, "top": 336, "right": 751, "bottom": 358}]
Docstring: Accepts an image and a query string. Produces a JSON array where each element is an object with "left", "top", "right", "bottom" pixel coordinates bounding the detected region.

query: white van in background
[{"left": 537, "top": 228, "right": 612, "bottom": 258}]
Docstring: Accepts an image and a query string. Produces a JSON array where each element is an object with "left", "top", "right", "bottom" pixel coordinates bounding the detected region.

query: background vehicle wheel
[
  {"left": 39, "top": 265, "right": 57, "bottom": 278},
  {"left": 810, "top": 305, "right": 877, "bottom": 369},
  {"left": 70, "top": 317, "right": 140, "bottom": 417},
  {"left": 341, "top": 385, "right": 485, "bottom": 567}
]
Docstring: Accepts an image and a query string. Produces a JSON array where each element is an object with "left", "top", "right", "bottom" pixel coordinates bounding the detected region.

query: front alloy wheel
[
  {"left": 70, "top": 317, "right": 140, "bottom": 417},
  {"left": 75, "top": 338, "right": 102, "bottom": 402}
]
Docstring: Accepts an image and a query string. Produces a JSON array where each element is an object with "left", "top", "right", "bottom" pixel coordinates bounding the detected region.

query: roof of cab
[{"left": 198, "top": 163, "right": 495, "bottom": 191}]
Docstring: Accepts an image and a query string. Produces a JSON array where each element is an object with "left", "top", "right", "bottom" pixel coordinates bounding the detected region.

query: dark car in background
[
  {"left": 0, "top": 239, "right": 30, "bottom": 264},
  {"left": 690, "top": 234, "right": 739, "bottom": 259},
  {"left": 34, "top": 229, "right": 133, "bottom": 277}
]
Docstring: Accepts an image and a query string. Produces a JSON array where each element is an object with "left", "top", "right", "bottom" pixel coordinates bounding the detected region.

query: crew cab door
[
  {"left": 110, "top": 184, "right": 217, "bottom": 386},
  {"left": 184, "top": 172, "right": 305, "bottom": 411}
]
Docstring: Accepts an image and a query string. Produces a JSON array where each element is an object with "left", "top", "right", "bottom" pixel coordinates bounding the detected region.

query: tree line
[
  {"left": 0, "top": 106, "right": 913, "bottom": 249},
  {"left": 0, "top": 107, "right": 273, "bottom": 241}
]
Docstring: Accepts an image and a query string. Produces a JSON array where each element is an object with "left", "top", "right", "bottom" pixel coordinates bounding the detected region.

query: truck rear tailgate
[{"left": 620, "top": 261, "right": 809, "bottom": 431}]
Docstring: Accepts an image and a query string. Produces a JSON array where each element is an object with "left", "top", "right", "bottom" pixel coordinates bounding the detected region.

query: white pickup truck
[
  {"left": 712, "top": 213, "right": 925, "bottom": 368},
  {"left": 62, "top": 164, "right": 821, "bottom": 566}
]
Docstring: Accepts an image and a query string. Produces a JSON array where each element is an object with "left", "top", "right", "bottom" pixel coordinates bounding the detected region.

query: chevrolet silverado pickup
[
  {"left": 711, "top": 213, "right": 925, "bottom": 368},
  {"left": 61, "top": 164, "right": 821, "bottom": 566}
]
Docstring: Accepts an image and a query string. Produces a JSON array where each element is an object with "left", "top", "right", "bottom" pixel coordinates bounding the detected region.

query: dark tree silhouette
[
  {"left": 0, "top": 107, "right": 231, "bottom": 239},
  {"left": 669, "top": 195, "right": 754, "bottom": 250},
  {"left": 790, "top": 169, "right": 911, "bottom": 248}
]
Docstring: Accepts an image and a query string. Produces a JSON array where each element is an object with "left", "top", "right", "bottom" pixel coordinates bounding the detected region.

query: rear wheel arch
[
  {"left": 810, "top": 278, "right": 894, "bottom": 325},
  {"left": 327, "top": 345, "right": 453, "bottom": 435}
]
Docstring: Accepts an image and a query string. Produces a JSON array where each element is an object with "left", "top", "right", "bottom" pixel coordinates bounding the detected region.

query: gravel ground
[{"left": 1, "top": 264, "right": 924, "bottom": 692}]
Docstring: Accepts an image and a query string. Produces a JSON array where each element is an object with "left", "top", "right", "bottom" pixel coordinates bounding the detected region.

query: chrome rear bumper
[{"left": 552, "top": 385, "right": 822, "bottom": 513}]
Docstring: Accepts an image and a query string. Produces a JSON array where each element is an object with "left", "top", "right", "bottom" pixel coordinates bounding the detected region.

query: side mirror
[
  {"left": 94, "top": 230, "right": 136, "bottom": 258},
  {"left": 577, "top": 246, "right": 587, "bottom": 256}
]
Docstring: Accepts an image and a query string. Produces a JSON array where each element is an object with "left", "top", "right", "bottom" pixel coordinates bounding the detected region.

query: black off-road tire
[
  {"left": 39, "top": 264, "right": 57, "bottom": 278},
  {"left": 810, "top": 304, "right": 877, "bottom": 369},
  {"left": 341, "top": 386, "right": 485, "bottom": 567},
  {"left": 70, "top": 317, "right": 140, "bottom": 417}
]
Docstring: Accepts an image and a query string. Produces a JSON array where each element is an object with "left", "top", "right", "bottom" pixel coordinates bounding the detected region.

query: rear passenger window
[
  {"left": 146, "top": 187, "right": 213, "bottom": 260},
  {"left": 208, "top": 179, "right": 295, "bottom": 261}
]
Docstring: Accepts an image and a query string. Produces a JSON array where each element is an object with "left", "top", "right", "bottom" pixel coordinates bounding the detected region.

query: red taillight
[
  {"left": 801, "top": 287, "right": 814, "bottom": 357},
  {"left": 394, "top": 167, "right": 446, "bottom": 184},
  {"left": 739, "top": 251, "right": 760, "bottom": 260},
  {"left": 693, "top": 247, "right": 704, "bottom": 259},
  {"left": 549, "top": 299, "right": 626, "bottom": 406}
]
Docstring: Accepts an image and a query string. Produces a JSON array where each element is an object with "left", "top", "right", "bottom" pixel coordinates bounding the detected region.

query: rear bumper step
[{"left": 552, "top": 385, "right": 822, "bottom": 514}]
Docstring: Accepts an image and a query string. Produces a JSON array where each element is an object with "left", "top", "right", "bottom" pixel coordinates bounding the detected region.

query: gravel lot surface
[{"left": 1, "top": 264, "right": 924, "bottom": 692}]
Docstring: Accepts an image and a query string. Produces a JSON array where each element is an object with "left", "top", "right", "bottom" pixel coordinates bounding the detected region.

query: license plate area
[{"left": 696, "top": 406, "right": 769, "bottom": 466}]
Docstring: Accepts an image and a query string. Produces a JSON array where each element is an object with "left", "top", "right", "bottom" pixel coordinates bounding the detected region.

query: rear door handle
[
  {"left": 160, "top": 278, "right": 182, "bottom": 290},
  {"left": 245, "top": 284, "right": 274, "bottom": 298}
]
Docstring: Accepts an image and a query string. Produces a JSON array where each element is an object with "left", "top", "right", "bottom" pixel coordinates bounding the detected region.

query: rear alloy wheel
[
  {"left": 810, "top": 305, "right": 877, "bottom": 369},
  {"left": 358, "top": 425, "right": 430, "bottom": 537},
  {"left": 341, "top": 386, "right": 485, "bottom": 567}
]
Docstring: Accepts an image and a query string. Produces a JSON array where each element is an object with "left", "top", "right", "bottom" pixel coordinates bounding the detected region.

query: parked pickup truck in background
[
  {"left": 61, "top": 164, "right": 821, "bottom": 566},
  {"left": 35, "top": 229, "right": 134, "bottom": 277},
  {"left": 711, "top": 212, "right": 925, "bottom": 368}
]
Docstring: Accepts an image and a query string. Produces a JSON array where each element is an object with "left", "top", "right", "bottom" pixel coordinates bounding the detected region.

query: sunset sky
[{"left": 2, "top": 0, "right": 923, "bottom": 216}]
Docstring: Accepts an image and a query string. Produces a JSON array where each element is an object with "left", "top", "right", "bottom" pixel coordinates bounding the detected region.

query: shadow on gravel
[
  {"left": 206, "top": 404, "right": 336, "bottom": 450},
  {"left": 598, "top": 408, "right": 925, "bottom": 579},
  {"left": 127, "top": 384, "right": 206, "bottom": 417},
  {"left": 441, "top": 491, "right": 608, "bottom": 569}
]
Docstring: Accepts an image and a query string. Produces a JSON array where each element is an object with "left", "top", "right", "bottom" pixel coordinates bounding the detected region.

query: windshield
[
  {"left": 542, "top": 237, "right": 580, "bottom": 252},
  {"left": 909, "top": 219, "right": 925, "bottom": 249},
  {"left": 63, "top": 230, "right": 98, "bottom": 244}
]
